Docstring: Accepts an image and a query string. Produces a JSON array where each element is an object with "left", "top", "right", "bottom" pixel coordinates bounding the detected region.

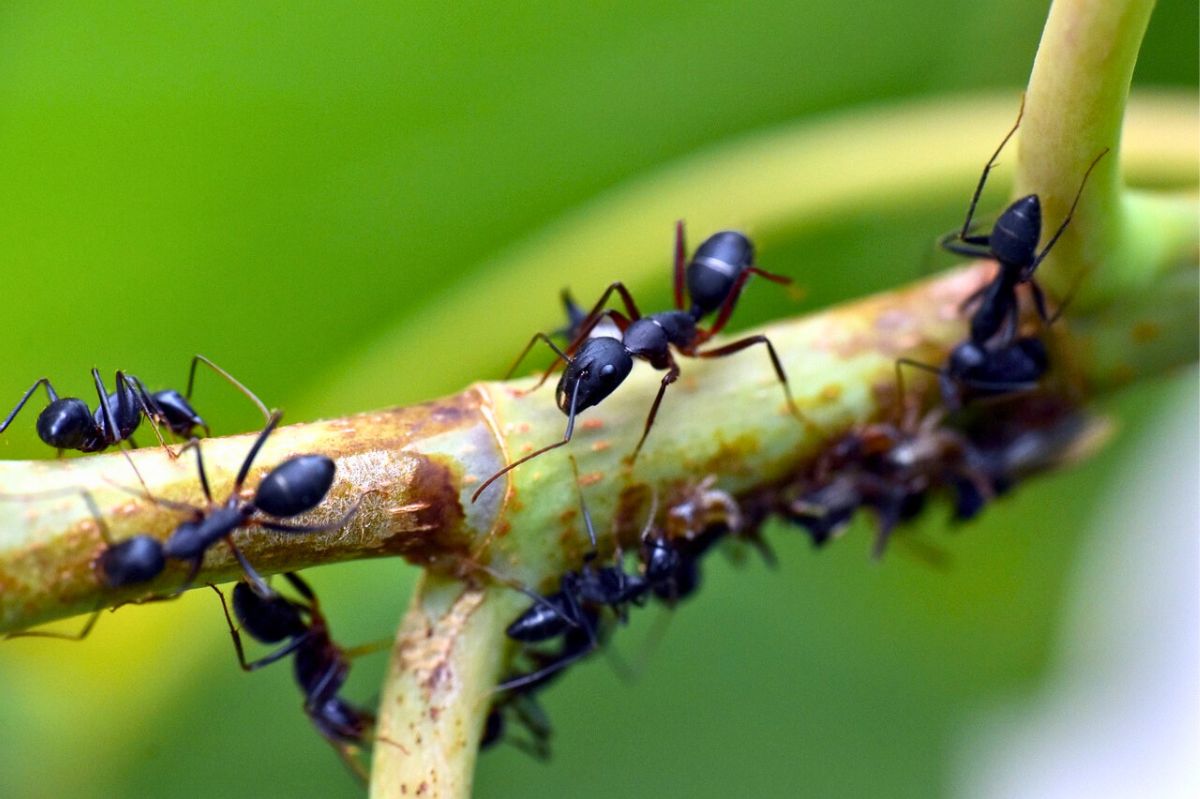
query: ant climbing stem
[
  {"left": 473, "top": 223, "right": 809, "bottom": 502},
  {"left": 938, "top": 96, "right": 1109, "bottom": 342},
  {"left": 210, "top": 573, "right": 396, "bottom": 783},
  {"left": 945, "top": 94, "right": 1026, "bottom": 250}
]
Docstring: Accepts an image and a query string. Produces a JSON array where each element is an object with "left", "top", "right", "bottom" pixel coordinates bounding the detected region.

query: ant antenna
[
  {"left": 471, "top": 379, "right": 584, "bottom": 503},
  {"left": 956, "top": 94, "right": 1025, "bottom": 241}
]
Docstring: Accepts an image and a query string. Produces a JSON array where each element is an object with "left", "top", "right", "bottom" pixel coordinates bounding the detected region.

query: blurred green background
[{"left": 0, "top": 2, "right": 1195, "bottom": 797}]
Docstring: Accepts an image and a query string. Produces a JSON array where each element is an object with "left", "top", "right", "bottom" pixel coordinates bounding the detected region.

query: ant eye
[{"left": 601, "top": 364, "right": 615, "bottom": 376}]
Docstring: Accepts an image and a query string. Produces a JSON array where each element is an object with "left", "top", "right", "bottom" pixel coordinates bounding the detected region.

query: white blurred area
[{"left": 953, "top": 377, "right": 1199, "bottom": 799}]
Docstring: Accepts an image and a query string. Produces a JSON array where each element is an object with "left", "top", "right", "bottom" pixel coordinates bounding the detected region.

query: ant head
[
  {"left": 687, "top": 230, "right": 755, "bottom": 317},
  {"left": 254, "top": 454, "right": 336, "bottom": 518},
  {"left": 231, "top": 581, "right": 308, "bottom": 644},
  {"left": 555, "top": 337, "right": 633, "bottom": 415},
  {"left": 991, "top": 194, "right": 1041, "bottom": 270},
  {"left": 96, "top": 534, "right": 166, "bottom": 588},
  {"left": 35, "top": 398, "right": 94, "bottom": 449}
]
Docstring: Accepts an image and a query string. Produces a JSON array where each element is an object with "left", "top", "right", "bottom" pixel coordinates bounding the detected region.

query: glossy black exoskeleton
[
  {"left": 152, "top": 412, "right": 355, "bottom": 593},
  {"left": 0, "top": 355, "right": 270, "bottom": 456},
  {"left": 212, "top": 573, "right": 381, "bottom": 781},
  {"left": 898, "top": 336, "right": 1049, "bottom": 412},
  {"left": 472, "top": 222, "right": 802, "bottom": 501},
  {"left": 940, "top": 98, "right": 1107, "bottom": 345}
]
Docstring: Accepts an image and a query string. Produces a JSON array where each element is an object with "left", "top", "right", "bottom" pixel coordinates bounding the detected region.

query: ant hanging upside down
[
  {"left": 211, "top": 573, "right": 395, "bottom": 782},
  {"left": 472, "top": 223, "right": 808, "bottom": 502}
]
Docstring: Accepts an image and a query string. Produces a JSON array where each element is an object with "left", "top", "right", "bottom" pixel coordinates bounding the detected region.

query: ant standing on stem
[
  {"left": 0, "top": 355, "right": 270, "bottom": 456},
  {"left": 472, "top": 222, "right": 806, "bottom": 502},
  {"left": 5, "top": 412, "right": 356, "bottom": 640}
]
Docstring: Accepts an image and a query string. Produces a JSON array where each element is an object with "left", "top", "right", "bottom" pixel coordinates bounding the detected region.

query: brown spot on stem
[{"left": 1131, "top": 321, "right": 1161, "bottom": 344}]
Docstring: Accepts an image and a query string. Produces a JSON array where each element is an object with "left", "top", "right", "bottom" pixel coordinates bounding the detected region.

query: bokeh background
[{"left": 0, "top": 2, "right": 1195, "bottom": 797}]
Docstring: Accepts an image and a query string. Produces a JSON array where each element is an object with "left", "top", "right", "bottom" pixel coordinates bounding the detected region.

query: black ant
[
  {"left": 897, "top": 334, "right": 1050, "bottom": 411},
  {"left": 939, "top": 98, "right": 1108, "bottom": 345},
  {"left": 472, "top": 222, "right": 803, "bottom": 502},
  {"left": 0, "top": 355, "right": 269, "bottom": 456},
  {"left": 211, "top": 573, "right": 388, "bottom": 781},
  {"left": 140, "top": 411, "right": 359, "bottom": 594},
  {"left": 5, "top": 420, "right": 354, "bottom": 641}
]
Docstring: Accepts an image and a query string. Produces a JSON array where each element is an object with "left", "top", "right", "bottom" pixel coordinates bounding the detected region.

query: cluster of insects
[
  {"left": 477, "top": 101, "right": 1108, "bottom": 757},
  {"left": 1, "top": 357, "right": 377, "bottom": 779},
  {"left": 1, "top": 99, "right": 1109, "bottom": 779}
]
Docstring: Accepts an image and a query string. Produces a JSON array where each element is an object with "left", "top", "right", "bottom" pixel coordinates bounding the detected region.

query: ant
[
  {"left": 5, "top": 420, "right": 354, "bottom": 640},
  {"left": 142, "top": 411, "right": 359, "bottom": 594},
  {"left": 495, "top": 460, "right": 652, "bottom": 692},
  {"left": 472, "top": 222, "right": 803, "bottom": 502},
  {"left": 211, "top": 573, "right": 388, "bottom": 782},
  {"left": 939, "top": 97, "right": 1108, "bottom": 346},
  {"left": 0, "top": 355, "right": 269, "bottom": 456}
]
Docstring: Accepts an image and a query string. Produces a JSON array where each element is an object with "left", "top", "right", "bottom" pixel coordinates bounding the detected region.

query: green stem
[{"left": 1019, "top": 0, "right": 1194, "bottom": 306}]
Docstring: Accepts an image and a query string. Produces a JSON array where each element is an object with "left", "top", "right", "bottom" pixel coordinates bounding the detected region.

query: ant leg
[
  {"left": 186, "top": 355, "right": 271, "bottom": 423},
  {"left": 91, "top": 368, "right": 121, "bottom": 446},
  {"left": 0, "top": 378, "right": 59, "bottom": 434},
  {"left": 497, "top": 622, "right": 599, "bottom": 693},
  {"left": 504, "top": 331, "right": 571, "bottom": 384},
  {"left": 117, "top": 372, "right": 171, "bottom": 453},
  {"left": 5, "top": 607, "right": 102, "bottom": 642},
  {"left": 1030, "top": 148, "right": 1109, "bottom": 271},
  {"left": 524, "top": 311, "right": 632, "bottom": 394},
  {"left": 747, "top": 266, "right": 792, "bottom": 285},
  {"left": 233, "top": 411, "right": 285, "bottom": 492},
  {"left": 701, "top": 269, "right": 752, "bottom": 339},
  {"left": 225, "top": 538, "right": 272, "bottom": 598},
  {"left": 183, "top": 438, "right": 215, "bottom": 503},
  {"left": 627, "top": 360, "right": 680, "bottom": 466},
  {"left": 208, "top": 585, "right": 309, "bottom": 670},
  {"left": 949, "top": 94, "right": 1025, "bottom": 246},
  {"left": 567, "top": 454, "right": 597, "bottom": 551},
  {"left": 561, "top": 281, "right": 644, "bottom": 356},
  {"left": 471, "top": 379, "right": 585, "bottom": 503},
  {"left": 673, "top": 219, "right": 687, "bottom": 311},
  {"left": 697, "top": 335, "right": 809, "bottom": 427},
  {"left": 940, "top": 237, "right": 995, "bottom": 260}
]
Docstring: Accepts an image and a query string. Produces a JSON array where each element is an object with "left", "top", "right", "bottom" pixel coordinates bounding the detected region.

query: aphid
[
  {"left": 0, "top": 355, "right": 269, "bottom": 456},
  {"left": 786, "top": 400, "right": 994, "bottom": 557},
  {"left": 211, "top": 573, "right": 384, "bottom": 781},
  {"left": 940, "top": 97, "right": 1108, "bottom": 346},
  {"left": 473, "top": 222, "right": 803, "bottom": 501}
]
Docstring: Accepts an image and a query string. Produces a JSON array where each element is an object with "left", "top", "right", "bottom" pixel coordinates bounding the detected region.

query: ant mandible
[
  {"left": 939, "top": 97, "right": 1108, "bottom": 345},
  {"left": 472, "top": 222, "right": 804, "bottom": 502},
  {"left": 211, "top": 573, "right": 389, "bottom": 782},
  {"left": 0, "top": 355, "right": 270, "bottom": 456}
]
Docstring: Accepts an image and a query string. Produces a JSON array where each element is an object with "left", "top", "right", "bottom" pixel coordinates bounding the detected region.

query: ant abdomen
[
  {"left": 686, "top": 230, "right": 755, "bottom": 318},
  {"left": 96, "top": 535, "right": 166, "bottom": 588},
  {"left": 254, "top": 454, "right": 337, "bottom": 518}
]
